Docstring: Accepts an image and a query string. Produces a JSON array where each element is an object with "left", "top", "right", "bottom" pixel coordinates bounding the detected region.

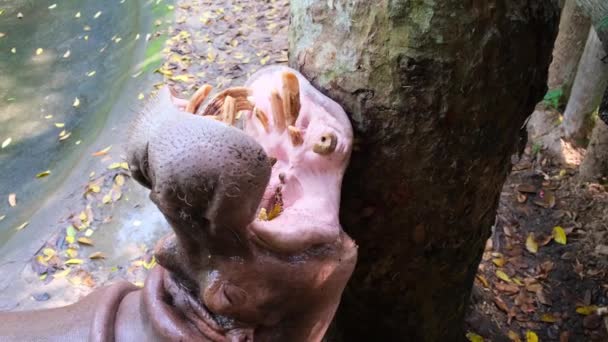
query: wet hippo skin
[{"left": 0, "top": 66, "right": 357, "bottom": 341}]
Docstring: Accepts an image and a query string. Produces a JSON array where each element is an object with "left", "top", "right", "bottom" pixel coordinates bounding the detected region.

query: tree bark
[
  {"left": 548, "top": 0, "right": 591, "bottom": 100},
  {"left": 289, "top": 1, "right": 559, "bottom": 340},
  {"left": 562, "top": 29, "right": 608, "bottom": 144},
  {"left": 576, "top": 0, "right": 608, "bottom": 52},
  {"left": 580, "top": 88, "right": 608, "bottom": 180}
]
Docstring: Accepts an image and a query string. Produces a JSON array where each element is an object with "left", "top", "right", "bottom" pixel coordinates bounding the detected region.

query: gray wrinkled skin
[{"left": 128, "top": 88, "right": 271, "bottom": 261}]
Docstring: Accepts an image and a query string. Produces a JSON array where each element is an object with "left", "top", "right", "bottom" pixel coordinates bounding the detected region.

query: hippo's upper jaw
[{"left": 126, "top": 66, "right": 357, "bottom": 341}]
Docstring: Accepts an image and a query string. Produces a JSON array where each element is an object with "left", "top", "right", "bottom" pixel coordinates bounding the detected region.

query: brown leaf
[
  {"left": 89, "top": 252, "right": 106, "bottom": 260},
  {"left": 496, "top": 282, "right": 519, "bottom": 294},
  {"left": 77, "top": 237, "right": 94, "bottom": 246},
  {"left": 494, "top": 296, "right": 510, "bottom": 313},
  {"left": 517, "top": 184, "right": 537, "bottom": 193}
]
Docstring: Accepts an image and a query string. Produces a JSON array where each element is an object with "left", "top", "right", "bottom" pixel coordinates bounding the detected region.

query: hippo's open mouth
[
  {"left": 175, "top": 66, "right": 354, "bottom": 254},
  {"left": 131, "top": 66, "right": 356, "bottom": 341}
]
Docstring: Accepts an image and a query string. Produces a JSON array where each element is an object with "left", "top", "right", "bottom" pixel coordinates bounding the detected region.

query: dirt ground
[
  {"left": 6, "top": 1, "right": 608, "bottom": 341},
  {"left": 466, "top": 144, "right": 608, "bottom": 341}
]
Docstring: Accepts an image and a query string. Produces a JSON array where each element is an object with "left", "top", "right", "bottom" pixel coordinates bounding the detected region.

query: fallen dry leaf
[
  {"left": 525, "top": 330, "right": 538, "bottom": 342},
  {"left": 92, "top": 145, "right": 112, "bottom": 157},
  {"left": 553, "top": 226, "right": 567, "bottom": 245},
  {"left": 8, "top": 193, "right": 16, "bottom": 207},
  {"left": 526, "top": 233, "right": 538, "bottom": 254}
]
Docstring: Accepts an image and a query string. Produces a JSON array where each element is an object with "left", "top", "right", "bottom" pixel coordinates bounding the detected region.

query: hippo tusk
[
  {"left": 186, "top": 84, "right": 213, "bottom": 114},
  {"left": 287, "top": 125, "right": 303, "bottom": 146},
  {"left": 270, "top": 90, "right": 286, "bottom": 132},
  {"left": 222, "top": 96, "right": 237, "bottom": 125},
  {"left": 281, "top": 72, "right": 301, "bottom": 126},
  {"left": 254, "top": 107, "right": 271, "bottom": 133}
]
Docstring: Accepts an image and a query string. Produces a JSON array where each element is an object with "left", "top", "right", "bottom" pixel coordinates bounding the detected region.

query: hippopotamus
[{"left": 0, "top": 66, "right": 357, "bottom": 341}]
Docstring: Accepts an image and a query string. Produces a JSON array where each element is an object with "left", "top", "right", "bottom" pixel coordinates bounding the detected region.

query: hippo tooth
[
  {"left": 270, "top": 89, "right": 286, "bottom": 132},
  {"left": 287, "top": 125, "right": 303, "bottom": 146},
  {"left": 186, "top": 84, "right": 213, "bottom": 114},
  {"left": 254, "top": 107, "right": 270, "bottom": 133},
  {"left": 201, "top": 87, "right": 252, "bottom": 117},
  {"left": 313, "top": 132, "right": 338, "bottom": 155},
  {"left": 281, "top": 72, "right": 301, "bottom": 126},
  {"left": 222, "top": 95, "right": 236, "bottom": 125}
]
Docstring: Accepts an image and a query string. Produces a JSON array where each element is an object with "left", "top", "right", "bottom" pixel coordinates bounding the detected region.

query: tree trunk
[
  {"left": 289, "top": 1, "right": 559, "bottom": 340},
  {"left": 562, "top": 29, "right": 608, "bottom": 144},
  {"left": 548, "top": 0, "right": 591, "bottom": 100},
  {"left": 580, "top": 88, "right": 608, "bottom": 180},
  {"left": 576, "top": 0, "right": 608, "bottom": 51}
]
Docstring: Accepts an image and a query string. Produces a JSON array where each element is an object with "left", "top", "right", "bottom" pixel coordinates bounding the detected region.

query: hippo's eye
[{"left": 313, "top": 132, "right": 337, "bottom": 155}]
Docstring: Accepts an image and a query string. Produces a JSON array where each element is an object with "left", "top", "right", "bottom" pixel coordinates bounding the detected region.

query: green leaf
[{"left": 543, "top": 88, "right": 563, "bottom": 109}]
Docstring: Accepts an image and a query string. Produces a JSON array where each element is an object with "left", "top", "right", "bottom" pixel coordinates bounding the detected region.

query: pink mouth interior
[{"left": 242, "top": 66, "right": 354, "bottom": 254}]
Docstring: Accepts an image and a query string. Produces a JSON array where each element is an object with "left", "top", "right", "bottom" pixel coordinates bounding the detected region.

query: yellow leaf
[
  {"left": 44, "top": 115, "right": 53, "bottom": 119},
  {"left": 207, "top": 51, "right": 216, "bottom": 63},
  {"left": 48, "top": 4, "right": 57, "bottom": 9},
  {"left": 55, "top": 122, "right": 65, "bottom": 128},
  {"left": 8, "top": 193, "right": 16, "bottom": 207},
  {"left": 466, "top": 332, "right": 484, "bottom": 342},
  {"left": 55, "top": 268, "right": 71, "bottom": 278},
  {"left": 102, "top": 194, "right": 112, "bottom": 204},
  {"left": 492, "top": 257, "right": 506, "bottom": 267},
  {"left": 94, "top": 11, "right": 102, "bottom": 19},
  {"left": 87, "top": 70, "right": 96, "bottom": 77},
  {"left": 75, "top": 12, "right": 81, "bottom": 18},
  {"left": 496, "top": 270, "right": 512, "bottom": 283},
  {"left": 36, "top": 170, "right": 51, "bottom": 178},
  {"left": 512, "top": 277, "right": 524, "bottom": 286},
  {"left": 137, "top": 93, "right": 145, "bottom": 100},
  {"left": 85, "top": 228, "right": 94, "bottom": 237},
  {"left": 63, "top": 50, "right": 71, "bottom": 58},
  {"left": 16, "top": 221, "right": 29, "bottom": 231},
  {"left": 133, "top": 281, "right": 144, "bottom": 288},
  {"left": 10, "top": 47, "right": 16, "bottom": 53},
  {"left": 171, "top": 74, "right": 194, "bottom": 83},
  {"left": 89, "top": 184, "right": 101, "bottom": 193},
  {"left": 525, "top": 330, "right": 538, "bottom": 342},
  {"left": 2, "top": 137, "right": 12, "bottom": 148},
  {"left": 66, "top": 248, "right": 78, "bottom": 258},
  {"left": 507, "top": 330, "right": 521, "bottom": 342},
  {"left": 576, "top": 305, "right": 598, "bottom": 315},
  {"left": 73, "top": 98, "right": 80, "bottom": 107},
  {"left": 120, "top": 162, "right": 129, "bottom": 170},
  {"left": 77, "top": 237, "right": 94, "bottom": 246},
  {"left": 0, "top": 215, "right": 5, "bottom": 221},
  {"left": 526, "top": 233, "right": 538, "bottom": 254},
  {"left": 35, "top": 48, "right": 43, "bottom": 55},
  {"left": 89, "top": 252, "right": 106, "bottom": 260},
  {"left": 39, "top": 273, "right": 47, "bottom": 281},
  {"left": 65, "top": 258, "right": 84, "bottom": 265},
  {"left": 115, "top": 175, "right": 125, "bottom": 186},
  {"left": 260, "top": 56, "right": 270, "bottom": 65},
  {"left": 540, "top": 313, "right": 559, "bottom": 323},
  {"left": 108, "top": 162, "right": 121, "bottom": 170},
  {"left": 42, "top": 248, "right": 56, "bottom": 258},
  {"left": 476, "top": 275, "right": 489, "bottom": 288},
  {"left": 66, "top": 236, "right": 75, "bottom": 244},
  {"left": 552, "top": 226, "right": 567, "bottom": 245}
]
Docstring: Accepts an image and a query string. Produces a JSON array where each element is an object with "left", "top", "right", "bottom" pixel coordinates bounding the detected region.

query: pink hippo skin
[{"left": 0, "top": 66, "right": 357, "bottom": 342}]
